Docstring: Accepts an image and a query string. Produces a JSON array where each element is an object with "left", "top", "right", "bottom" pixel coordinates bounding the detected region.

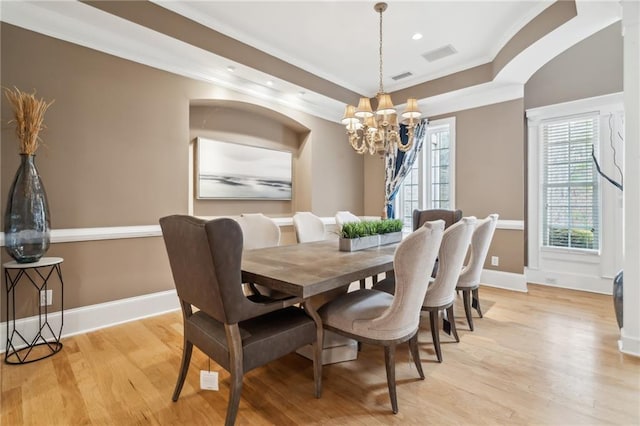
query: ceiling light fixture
[
  {"left": 226, "top": 65, "right": 235, "bottom": 72},
  {"left": 342, "top": 2, "right": 422, "bottom": 156},
  {"left": 412, "top": 33, "right": 423, "bottom": 40}
]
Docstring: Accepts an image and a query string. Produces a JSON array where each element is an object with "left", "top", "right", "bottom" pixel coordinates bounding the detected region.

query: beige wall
[
  {"left": 364, "top": 99, "right": 526, "bottom": 273},
  {"left": 524, "top": 22, "right": 623, "bottom": 109},
  {"left": 1, "top": 23, "right": 362, "bottom": 318}
]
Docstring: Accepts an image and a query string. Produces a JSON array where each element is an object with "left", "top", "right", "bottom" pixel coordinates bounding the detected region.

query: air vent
[
  {"left": 391, "top": 71, "right": 413, "bottom": 81},
  {"left": 422, "top": 44, "right": 457, "bottom": 62}
]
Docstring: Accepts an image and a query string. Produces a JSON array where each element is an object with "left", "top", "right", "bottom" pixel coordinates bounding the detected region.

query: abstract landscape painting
[{"left": 197, "top": 138, "right": 292, "bottom": 200}]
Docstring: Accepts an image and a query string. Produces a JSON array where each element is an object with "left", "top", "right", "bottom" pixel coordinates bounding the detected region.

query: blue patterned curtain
[{"left": 384, "top": 120, "right": 427, "bottom": 218}]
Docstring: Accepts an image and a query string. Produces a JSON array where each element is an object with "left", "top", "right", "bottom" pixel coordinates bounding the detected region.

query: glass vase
[{"left": 4, "top": 154, "right": 51, "bottom": 263}]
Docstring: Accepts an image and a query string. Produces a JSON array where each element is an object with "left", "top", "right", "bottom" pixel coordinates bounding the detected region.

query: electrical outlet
[
  {"left": 491, "top": 256, "right": 499, "bottom": 266},
  {"left": 39, "top": 289, "right": 53, "bottom": 306}
]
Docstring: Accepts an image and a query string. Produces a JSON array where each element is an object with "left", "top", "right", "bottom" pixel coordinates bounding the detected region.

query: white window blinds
[{"left": 541, "top": 113, "right": 600, "bottom": 251}]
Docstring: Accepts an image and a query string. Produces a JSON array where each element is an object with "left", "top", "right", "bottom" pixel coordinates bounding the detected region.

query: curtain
[{"left": 384, "top": 119, "right": 427, "bottom": 218}]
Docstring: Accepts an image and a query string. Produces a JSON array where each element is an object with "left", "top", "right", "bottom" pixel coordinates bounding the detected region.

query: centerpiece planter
[{"left": 338, "top": 219, "right": 403, "bottom": 252}]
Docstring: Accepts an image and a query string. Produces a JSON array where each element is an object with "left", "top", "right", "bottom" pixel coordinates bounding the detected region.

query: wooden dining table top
[{"left": 241, "top": 239, "right": 398, "bottom": 299}]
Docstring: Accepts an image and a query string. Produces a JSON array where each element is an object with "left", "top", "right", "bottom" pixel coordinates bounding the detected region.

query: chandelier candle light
[{"left": 342, "top": 2, "right": 422, "bottom": 156}]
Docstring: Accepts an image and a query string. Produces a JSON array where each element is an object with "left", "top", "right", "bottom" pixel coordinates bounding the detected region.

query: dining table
[{"left": 241, "top": 239, "right": 399, "bottom": 396}]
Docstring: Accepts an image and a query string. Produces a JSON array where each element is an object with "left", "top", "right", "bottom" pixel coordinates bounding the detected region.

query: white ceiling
[
  {"left": 0, "top": 1, "right": 622, "bottom": 122},
  {"left": 154, "top": 1, "right": 554, "bottom": 96}
]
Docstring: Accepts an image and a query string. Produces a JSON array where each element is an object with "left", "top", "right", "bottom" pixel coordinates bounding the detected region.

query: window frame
[
  {"left": 539, "top": 113, "right": 601, "bottom": 253},
  {"left": 395, "top": 117, "right": 456, "bottom": 229}
]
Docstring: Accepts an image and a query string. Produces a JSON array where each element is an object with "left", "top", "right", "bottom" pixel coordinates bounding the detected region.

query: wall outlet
[
  {"left": 491, "top": 256, "right": 499, "bottom": 266},
  {"left": 39, "top": 289, "right": 53, "bottom": 306}
]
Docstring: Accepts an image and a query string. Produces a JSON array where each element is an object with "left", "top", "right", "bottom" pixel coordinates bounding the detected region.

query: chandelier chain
[{"left": 379, "top": 5, "right": 384, "bottom": 94}]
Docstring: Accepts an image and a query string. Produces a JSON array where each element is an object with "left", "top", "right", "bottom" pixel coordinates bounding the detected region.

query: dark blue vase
[
  {"left": 613, "top": 270, "right": 623, "bottom": 329},
  {"left": 4, "top": 154, "right": 51, "bottom": 263}
]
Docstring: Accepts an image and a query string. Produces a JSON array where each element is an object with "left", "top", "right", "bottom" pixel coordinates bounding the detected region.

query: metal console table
[{"left": 4, "top": 257, "right": 64, "bottom": 364}]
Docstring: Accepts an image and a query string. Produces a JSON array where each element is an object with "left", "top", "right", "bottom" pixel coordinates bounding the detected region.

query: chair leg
[
  {"left": 225, "top": 324, "right": 244, "bottom": 426},
  {"left": 359, "top": 279, "right": 366, "bottom": 289},
  {"left": 372, "top": 274, "right": 378, "bottom": 285},
  {"left": 472, "top": 288, "right": 483, "bottom": 318},
  {"left": 429, "top": 310, "right": 442, "bottom": 363},
  {"left": 446, "top": 305, "right": 460, "bottom": 342},
  {"left": 384, "top": 345, "right": 399, "bottom": 414},
  {"left": 462, "top": 289, "right": 474, "bottom": 331},
  {"left": 172, "top": 339, "right": 193, "bottom": 401},
  {"left": 408, "top": 334, "right": 425, "bottom": 380}
]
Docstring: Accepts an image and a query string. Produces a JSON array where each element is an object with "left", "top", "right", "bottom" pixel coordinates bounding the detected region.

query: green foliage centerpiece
[{"left": 338, "top": 219, "right": 403, "bottom": 252}]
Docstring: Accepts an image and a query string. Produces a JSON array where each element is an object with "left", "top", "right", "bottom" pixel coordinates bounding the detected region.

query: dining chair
[
  {"left": 160, "top": 215, "right": 321, "bottom": 426},
  {"left": 413, "top": 208, "right": 463, "bottom": 277},
  {"left": 335, "top": 210, "right": 361, "bottom": 229},
  {"left": 456, "top": 213, "right": 499, "bottom": 331},
  {"left": 318, "top": 220, "right": 445, "bottom": 414},
  {"left": 412, "top": 208, "right": 463, "bottom": 231},
  {"left": 335, "top": 210, "right": 373, "bottom": 289},
  {"left": 293, "top": 211, "right": 326, "bottom": 243},
  {"left": 236, "top": 213, "right": 284, "bottom": 299},
  {"left": 421, "top": 216, "right": 476, "bottom": 362}
]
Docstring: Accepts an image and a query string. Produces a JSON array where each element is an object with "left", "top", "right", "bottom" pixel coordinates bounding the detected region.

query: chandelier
[{"left": 342, "top": 2, "right": 422, "bottom": 156}]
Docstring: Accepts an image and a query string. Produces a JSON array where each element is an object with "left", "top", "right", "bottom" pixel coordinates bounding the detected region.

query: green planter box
[{"left": 338, "top": 231, "right": 402, "bottom": 252}]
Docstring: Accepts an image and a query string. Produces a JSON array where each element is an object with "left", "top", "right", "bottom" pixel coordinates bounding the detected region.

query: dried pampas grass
[{"left": 4, "top": 86, "right": 54, "bottom": 155}]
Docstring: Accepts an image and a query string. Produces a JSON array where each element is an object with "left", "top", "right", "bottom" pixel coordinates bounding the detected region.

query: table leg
[{"left": 303, "top": 299, "right": 323, "bottom": 398}]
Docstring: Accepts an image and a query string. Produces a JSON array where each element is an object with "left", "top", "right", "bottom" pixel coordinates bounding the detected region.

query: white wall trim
[
  {"left": 480, "top": 269, "right": 528, "bottom": 292},
  {"left": 1, "top": 289, "right": 180, "bottom": 353},
  {"left": 525, "top": 267, "right": 612, "bottom": 295},
  {"left": 0, "top": 218, "right": 522, "bottom": 246},
  {"left": 496, "top": 220, "right": 524, "bottom": 231},
  {"left": 619, "top": 331, "right": 640, "bottom": 358}
]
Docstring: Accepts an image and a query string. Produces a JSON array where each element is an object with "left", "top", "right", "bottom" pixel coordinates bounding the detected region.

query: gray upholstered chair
[
  {"left": 412, "top": 208, "right": 462, "bottom": 231},
  {"left": 160, "top": 215, "right": 321, "bottom": 426},
  {"left": 421, "top": 216, "right": 476, "bottom": 362},
  {"left": 318, "top": 220, "right": 445, "bottom": 414},
  {"left": 293, "top": 211, "right": 326, "bottom": 243},
  {"left": 456, "top": 214, "right": 499, "bottom": 330}
]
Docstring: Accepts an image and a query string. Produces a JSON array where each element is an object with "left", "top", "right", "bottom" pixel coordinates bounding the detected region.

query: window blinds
[{"left": 541, "top": 113, "right": 600, "bottom": 250}]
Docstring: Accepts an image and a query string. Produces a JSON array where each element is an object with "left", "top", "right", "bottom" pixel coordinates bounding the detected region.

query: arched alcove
[{"left": 188, "top": 100, "right": 312, "bottom": 217}]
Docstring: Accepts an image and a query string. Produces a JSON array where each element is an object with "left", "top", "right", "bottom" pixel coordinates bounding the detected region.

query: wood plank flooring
[{"left": 2, "top": 284, "right": 639, "bottom": 425}]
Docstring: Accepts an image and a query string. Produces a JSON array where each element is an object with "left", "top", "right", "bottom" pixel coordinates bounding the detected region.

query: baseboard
[
  {"left": 480, "top": 269, "right": 528, "bottom": 292},
  {"left": 1, "top": 289, "right": 180, "bottom": 353},
  {"left": 525, "top": 267, "right": 612, "bottom": 295},
  {"left": 619, "top": 331, "right": 640, "bottom": 358}
]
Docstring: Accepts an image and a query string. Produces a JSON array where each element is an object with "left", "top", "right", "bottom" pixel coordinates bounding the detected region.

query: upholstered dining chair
[
  {"left": 373, "top": 216, "right": 475, "bottom": 363},
  {"left": 293, "top": 211, "right": 326, "bottom": 243},
  {"left": 456, "top": 214, "right": 499, "bottom": 331},
  {"left": 236, "top": 213, "right": 283, "bottom": 299},
  {"left": 412, "top": 208, "right": 462, "bottom": 231},
  {"left": 420, "top": 216, "right": 476, "bottom": 362},
  {"left": 413, "top": 208, "right": 463, "bottom": 277},
  {"left": 160, "top": 215, "right": 321, "bottom": 426},
  {"left": 236, "top": 213, "right": 280, "bottom": 249},
  {"left": 334, "top": 210, "right": 361, "bottom": 229},
  {"left": 318, "top": 220, "right": 445, "bottom": 414}
]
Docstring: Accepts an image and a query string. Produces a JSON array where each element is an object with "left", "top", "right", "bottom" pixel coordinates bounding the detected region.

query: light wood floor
[{"left": 2, "top": 284, "right": 639, "bottom": 425}]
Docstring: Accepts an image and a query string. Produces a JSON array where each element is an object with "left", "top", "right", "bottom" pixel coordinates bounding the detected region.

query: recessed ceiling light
[
  {"left": 412, "top": 33, "right": 423, "bottom": 41},
  {"left": 298, "top": 91, "right": 306, "bottom": 96},
  {"left": 266, "top": 80, "right": 274, "bottom": 86},
  {"left": 227, "top": 66, "right": 235, "bottom": 72}
]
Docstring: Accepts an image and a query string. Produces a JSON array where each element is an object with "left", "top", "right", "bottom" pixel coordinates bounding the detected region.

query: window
[
  {"left": 396, "top": 117, "right": 455, "bottom": 230},
  {"left": 541, "top": 114, "right": 600, "bottom": 251}
]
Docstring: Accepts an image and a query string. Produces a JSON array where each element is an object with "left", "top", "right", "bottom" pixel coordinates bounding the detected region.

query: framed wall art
[{"left": 196, "top": 138, "right": 292, "bottom": 200}]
